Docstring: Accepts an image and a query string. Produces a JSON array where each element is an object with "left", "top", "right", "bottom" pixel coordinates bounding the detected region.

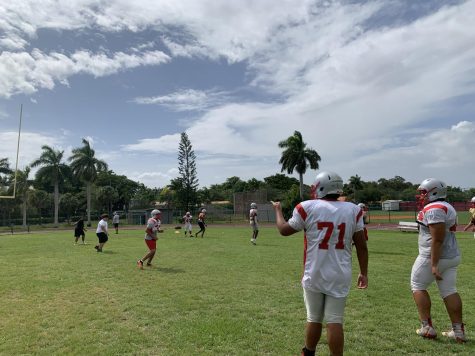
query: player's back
[{"left": 290, "top": 199, "right": 363, "bottom": 297}]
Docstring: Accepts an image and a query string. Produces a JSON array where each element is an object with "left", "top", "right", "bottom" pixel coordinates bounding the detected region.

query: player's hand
[
  {"left": 432, "top": 266, "right": 443, "bottom": 280},
  {"left": 357, "top": 274, "right": 368, "bottom": 289},
  {"left": 270, "top": 200, "right": 281, "bottom": 210}
]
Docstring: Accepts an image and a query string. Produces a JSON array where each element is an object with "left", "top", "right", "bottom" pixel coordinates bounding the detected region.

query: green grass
[{"left": 1, "top": 226, "right": 475, "bottom": 355}]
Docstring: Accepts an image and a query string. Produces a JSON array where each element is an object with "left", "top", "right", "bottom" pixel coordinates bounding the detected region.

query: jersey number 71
[{"left": 317, "top": 222, "right": 346, "bottom": 250}]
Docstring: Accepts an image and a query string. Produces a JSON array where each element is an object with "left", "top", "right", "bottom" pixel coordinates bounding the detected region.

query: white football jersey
[
  {"left": 288, "top": 199, "right": 364, "bottom": 298},
  {"left": 416, "top": 201, "right": 459, "bottom": 259},
  {"left": 145, "top": 217, "right": 161, "bottom": 240},
  {"left": 249, "top": 208, "right": 258, "bottom": 224}
]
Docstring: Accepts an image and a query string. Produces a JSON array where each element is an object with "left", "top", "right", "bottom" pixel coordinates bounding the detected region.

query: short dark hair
[{"left": 101, "top": 214, "right": 109, "bottom": 219}]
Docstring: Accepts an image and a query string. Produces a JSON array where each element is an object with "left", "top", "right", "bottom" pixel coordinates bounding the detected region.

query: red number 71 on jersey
[{"left": 318, "top": 222, "right": 346, "bottom": 250}]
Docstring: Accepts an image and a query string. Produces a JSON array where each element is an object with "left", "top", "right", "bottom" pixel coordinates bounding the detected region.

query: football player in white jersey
[
  {"left": 249, "top": 203, "right": 258, "bottom": 245},
  {"left": 183, "top": 212, "right": 193, "bottom": 237},
  {"left": 272, "top": 171, "right": 368, "bottom": 356},
  {"left": 411, "top": 178, "right": 466, "bottom": 343}
]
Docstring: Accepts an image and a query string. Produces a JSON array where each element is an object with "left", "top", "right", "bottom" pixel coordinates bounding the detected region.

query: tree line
[{"left": 1, "top": 131, "right": 474, "bottom": 227}]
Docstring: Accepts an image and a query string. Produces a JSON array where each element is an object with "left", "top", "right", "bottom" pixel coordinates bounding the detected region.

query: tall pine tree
[{"left": 177, "top": 132, "right": 199, "bottom": 211}]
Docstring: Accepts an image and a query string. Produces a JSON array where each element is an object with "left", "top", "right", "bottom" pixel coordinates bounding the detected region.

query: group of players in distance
[{"left": 118, "top": 170, "right": 472, "bottom": 356}]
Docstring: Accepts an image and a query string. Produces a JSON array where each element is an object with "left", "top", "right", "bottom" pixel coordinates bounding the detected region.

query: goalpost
[{"left": 0, "top": 104, "right": 23, "bottom": 199}]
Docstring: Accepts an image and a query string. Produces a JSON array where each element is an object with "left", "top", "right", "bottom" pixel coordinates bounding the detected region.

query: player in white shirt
[
  {"left": 112, "top": 212, "right": 120, "bottom": 234},
  {"left": 95, "top": 214, "right": 109, "bottom": 252},
  {"left": 249, "top": 203, "right": 258, "bottom": 245},
  {"left": 272, "top": 171, "right": 368, "bottom": 356},
  {"left": 411, "top": 178, "right": 466, "bottom": 343},
  {"left": 183, "top": 212, "right": 193, "bottom": 237}
]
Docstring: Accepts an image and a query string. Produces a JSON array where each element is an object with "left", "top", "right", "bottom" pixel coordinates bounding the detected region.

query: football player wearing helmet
[
  {"left": 137, "top": 209, "right": 161, "bottom": 269},
  {"left": 272, "top": 171, "right": 368, "bottom": 356},
  {"left": 463, "top": 197, "right": 475, "bottom": 238},
  {"left": 249, "top": 203, "right": 258, "bottom": 245},
  {"left": 183, "top": 212, "right": 193, "bottom": 237},
  {"left": 411, "top": 178, "right": 465, "bottom": 343},
  {"left": 196, "top": 209, "right": 207, "bottom": 238}
]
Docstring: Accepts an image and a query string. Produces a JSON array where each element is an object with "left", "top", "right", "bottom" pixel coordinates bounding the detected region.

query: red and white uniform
[
  {"left": 416, "top": 201, "right": 459, "bottom": 259},
  {"left": 183, "top": 214, "right": 192, "bottom": 232},
  {"left": 288, "top": 200, "right": 364, "bottom": 298},
  {"left": 145, "top": 217, "right": 160, "bottom": 241}
]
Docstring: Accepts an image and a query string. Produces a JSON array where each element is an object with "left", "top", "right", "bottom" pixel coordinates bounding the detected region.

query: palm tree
[
  {"left": 69, "top": 139, "right": 108, "bottom": 226},
  {"left": 12, "top": 166, "right": 33, "bottom": 227},
  {"left": 349, "top": 174, "right": 363, "bottom": 202},
  {"left": 278, "top": 130, "right": 321, "bottom": 200},
  {"left": 31, "top": 146, "right": 70, "bottom": 227},
  {"left": 0, "top": 158, "right": 12, "bottom": 186}
]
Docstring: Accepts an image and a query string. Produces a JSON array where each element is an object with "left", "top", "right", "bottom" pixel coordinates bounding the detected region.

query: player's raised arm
[{"left": 271, "top": 201, "right": 297, "bottom": 236}]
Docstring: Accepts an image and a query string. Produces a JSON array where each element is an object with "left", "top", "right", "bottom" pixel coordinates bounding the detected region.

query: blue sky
[{"left": 1, "top": 0, "right": 475, "bottom": 189}]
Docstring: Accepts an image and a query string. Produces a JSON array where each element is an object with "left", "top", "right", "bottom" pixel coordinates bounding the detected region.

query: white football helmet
[
  {"left": 471, "top": 197, "right": 475, "bottom": 203},
  {"left": 417, "top": 178, "right": 447, "bottom": 203},
  {"left": 201, "top": 209, "right": 207, "bottom": 213},
  {"left": 186, "top": 211, "right": 191, "bottom": 216},
  {"left": 250, "top": 202, "right": 257, "bottom": 209},
  {"left": 151, "top": 209, "right": 161, "bottom": 217},
  {"left": 358, "top": 203, "right": 366, "bottom": 209},
  {"left": 311, "top": 171, "right": 343, "bottom": 199}
]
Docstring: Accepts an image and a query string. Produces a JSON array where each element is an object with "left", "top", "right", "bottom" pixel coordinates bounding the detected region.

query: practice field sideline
[{"left": 0, "top": 227, "right": 474, "bottom": 355}]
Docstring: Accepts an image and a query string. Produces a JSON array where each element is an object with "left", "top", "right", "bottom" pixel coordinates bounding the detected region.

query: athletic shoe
[
  {"left": 251, "top": 238, "right": 256, "bottom": 245},
  {"left": 146, "top": 263, "right": 152, "bottom": 267},
  {"left": 137, "top": 260, "right": 144, "bottom": 270},
  {"left": 94, "top": 245, "right": 99, "bottom": 250},
  {"left": 442, "top": 327, "right": 466, "bottom": 343},
  {"left": 416, "top": 325, "right": 437, "bottom": 339}
]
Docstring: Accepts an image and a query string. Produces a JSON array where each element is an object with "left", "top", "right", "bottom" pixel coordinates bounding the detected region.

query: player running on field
[
  {"left": 95, "top": 214, "right": 109, "bottom": 252},
  {"left": 272, "top": 171, "right": 368, "bottom": 356},
  {"left": 74, "top": 216, "right": 87, "bottom": 245},
  {"left": 137, "top": 209, "right": 161, "bottom": 269},
  {"left": 196, "top": 209, "right": 207, "bottom": 238}
]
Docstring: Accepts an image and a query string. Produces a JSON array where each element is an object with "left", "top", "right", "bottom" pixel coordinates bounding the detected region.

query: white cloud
[
  {"left": 133, "top": 88, "right": 230, "bottom": 111},
  {"left": 2, "top": 0, "right": 475, "bottom": 188},
  {"left": 126, "top": 169, "right": 179, "bottom": 188},
  {"left": 0, "top": 131, "right": 65, "bottom": 170},
  {"left": 122, "top": 134, "right": 181, "bottom": 153},
  {"left": 0, "top": 49, "right": 170, "bottom": 98}
]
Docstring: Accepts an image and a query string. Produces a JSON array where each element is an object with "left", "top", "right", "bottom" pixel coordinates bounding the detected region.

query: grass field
[{"left": 1, "top": 226, "right": 475, "bottom": 355}]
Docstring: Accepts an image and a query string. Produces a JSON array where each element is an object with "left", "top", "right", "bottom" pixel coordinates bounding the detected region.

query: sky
[{"left": 1, "top": 0, "right": 475, "bottom": 190}]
